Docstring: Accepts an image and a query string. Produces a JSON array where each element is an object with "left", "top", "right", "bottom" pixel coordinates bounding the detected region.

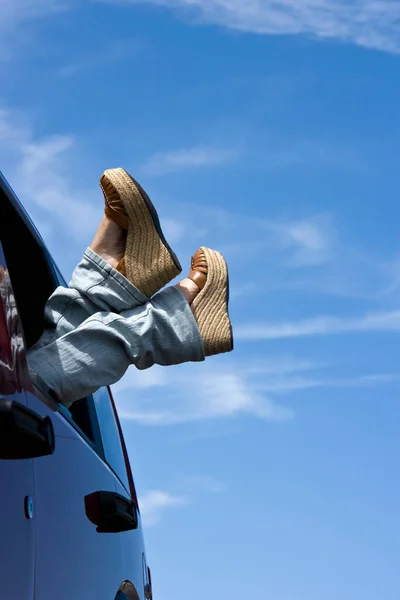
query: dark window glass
[
  {"left": 64, "top": 397, "right": 103, "bottom": 451},
  {"left": 92, "top": 388, "right": 130, "bottom": 491}
]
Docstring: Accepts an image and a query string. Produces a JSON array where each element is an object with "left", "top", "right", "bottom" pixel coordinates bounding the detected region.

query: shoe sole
[
  {"left": 101, "top": 168, "right": 182, "bottom": 297},
  {"left": 191, "top": 247, "right": 234, "bottom": 356}
]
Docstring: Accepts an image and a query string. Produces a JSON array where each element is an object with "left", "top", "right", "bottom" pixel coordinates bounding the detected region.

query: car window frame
[
  {"left": 92, "top": 387, "right": 132, "bottom": 496},
  {"left": 108, "top": 387, "right": 140, "bottom": 509}
]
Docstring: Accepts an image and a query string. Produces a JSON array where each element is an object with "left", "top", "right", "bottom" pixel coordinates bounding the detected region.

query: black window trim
[
  {"left": 59, "top": 396, "right": 131, "bottom": 496},
  {"left": 58, "top": 397, "right": 104, "bottom": 455},
  {"left": 92, "top": 388, "right": 132, "bottom": 496}
]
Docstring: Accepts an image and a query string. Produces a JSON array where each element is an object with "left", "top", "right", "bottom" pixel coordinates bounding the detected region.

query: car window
[
  {"left": 0, "top": 180, "right": 105, "bottom": 454},
  {"left": 92, "top": 388, "right": 130, "bottom": 492},
  {"left": 1, "top": 177, "right": 130, "bottom": 490}
]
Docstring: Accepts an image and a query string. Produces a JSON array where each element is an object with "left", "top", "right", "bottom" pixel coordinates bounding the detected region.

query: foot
[
  {"left": 90, "top": 215, "right": 126, "bottom": 270},
  {"left": 175, "top": 278, "right": 201, "bottom": 305},
  {"left": 185, "top": 247, "right": 233, "bottom": 356},
  {"left": 175, "top": 249, "right": 207, "bottom": 304},
  {"left": 100, "top": 168, "right": 182, "bottom": 297}
]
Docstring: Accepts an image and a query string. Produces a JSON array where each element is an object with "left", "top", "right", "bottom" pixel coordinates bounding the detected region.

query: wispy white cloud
[
  {"left": 0, "top": 0, "right": 68, "bottom": 60},
  {"left": 242, "top": 357, "right": 326, "bottom": 376},
  {"left": 255, "top": 373, "right": 400, "bottom": 393},
  {"left": 139, "top": 146, "right": 239, "bottom": 176},
  {"left": 139, "top": 490, "right": 187, "bottom": 525},
  {"left": 100, "top": 0, "right": 400, "bottom": 53},
  {"left": 118, "top": 375, "right": 294, "bottom": 424},
  {"left": 184, "top": 474, "right": 228, "bottom": 494},
  {"left": 235, "top": 310, "right": 400, "bottom": 340},
  {"left": 261, "top": 139, "right": 368, "bottom": 172},
  {"left": 381, "top": 258, "right": 400, "bottom": 296},
  {"left": 139, "top": 475, "right": 227, "bottom": 524},
  {"left": 113, "top": 356, "right": 399, "bottom": 426},
  {"left": 265, "top": 214, "right": 334, "bottom": 267},
  {"left": 161, "top": 218, "right": 187, "bottom": 243},
  {"left": 114, "top": 366, "right": 169, "bottom": 392},
  {"left": 0, "top": 0, "right": 65, "bottom": 28},
  {"left": 181, "top": 205, "right": 335, "bottom": 268},
  {"left": 58, "top": 38, "right": 144, "bottom": 76},
  {"left": 3, "top": 0, "right": 400, "bottom": 54},
  {"left": 140, "top": 138, "right": 355, "bottom": 179},
  {"left": 0, "top": 106, "right": 100, "bottom": 241},
  {"left": 114, "top": 361, "right": 294, "bottom": 425}
]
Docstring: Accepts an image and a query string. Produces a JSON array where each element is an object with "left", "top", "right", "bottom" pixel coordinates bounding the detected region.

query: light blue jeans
[{"left": 27, "top": 248, "right": 204, "bottom": 407}]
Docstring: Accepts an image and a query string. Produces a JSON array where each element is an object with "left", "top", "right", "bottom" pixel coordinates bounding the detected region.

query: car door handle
[
  {"left": 84, "top": 491, "right": 138, "bottom": 533},
  {"left": 0, "top": 398, "right": 55, "bottom": 459}
]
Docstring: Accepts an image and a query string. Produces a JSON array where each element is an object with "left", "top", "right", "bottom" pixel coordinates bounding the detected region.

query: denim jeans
[{"left": 27, "top": 248, "right": 204, "bottom": 407}]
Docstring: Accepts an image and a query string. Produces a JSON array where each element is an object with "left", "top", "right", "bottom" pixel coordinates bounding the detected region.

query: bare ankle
[
  {"left": 175, "top": 278, "right": 200, "bottom": 305},
  {"left": 90, "top": 216, "right": 126, "bottom": 269}
]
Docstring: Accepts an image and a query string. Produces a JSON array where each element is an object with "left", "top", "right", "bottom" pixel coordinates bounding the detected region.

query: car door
[
  {"left": 0, "top": 242, "right": 35, "bottom": 600},
  {"left": 26, "top": 389, "right": 136, "bottom": 600}
]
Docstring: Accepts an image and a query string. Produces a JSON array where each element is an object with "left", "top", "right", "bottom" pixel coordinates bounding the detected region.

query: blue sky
[{"left": 1, "top": 1, "right": 400, "bottom": 598}]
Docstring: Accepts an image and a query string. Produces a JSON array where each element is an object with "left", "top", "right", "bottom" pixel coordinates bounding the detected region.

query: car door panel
[{"left": 31, "top": 432, "right": 126, "bottom": 599}]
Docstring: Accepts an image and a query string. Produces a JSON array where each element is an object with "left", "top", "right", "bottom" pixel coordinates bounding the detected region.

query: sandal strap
[{"left": 104, "top": 204, "right": 129, "bottom": 230}]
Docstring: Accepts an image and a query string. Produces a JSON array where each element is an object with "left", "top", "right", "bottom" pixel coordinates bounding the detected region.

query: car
[{"left": 0, "top": 170, "right": 152, "bottom": 600}]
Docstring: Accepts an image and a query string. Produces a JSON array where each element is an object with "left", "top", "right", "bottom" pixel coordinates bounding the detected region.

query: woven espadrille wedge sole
[
  {"left": 100, "top": 168, "right": 182, "bottom": 297},
  {"left": 190, "top": 247, "right": 233, "bottom": 357}
]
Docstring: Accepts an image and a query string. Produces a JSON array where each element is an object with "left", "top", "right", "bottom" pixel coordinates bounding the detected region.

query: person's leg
[
  {"left": 28, "top": 285, "right": 204, "bottom": 407},
  {"left": 27, "top": 168, "right": 232, "bottom": 405},
  {"left": 33, "top": 247, "right": 150, "bottom": 352},
  {"left": 27, "top": 245, "right": 235, "bottom": 406},
  {"left": 32, "top": 212, "right": 147, "bottom": 352},
  {"left": 33, "top": 164, "right": 184, "bottom": 350}
]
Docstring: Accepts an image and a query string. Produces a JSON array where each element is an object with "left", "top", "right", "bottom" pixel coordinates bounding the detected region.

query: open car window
[{"left": 0, "top": 175, "right": 103, "bottom": 451}]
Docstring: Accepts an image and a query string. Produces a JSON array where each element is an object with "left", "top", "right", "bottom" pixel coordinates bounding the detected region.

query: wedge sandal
[
  {"left": 188, "top": 247, "right": 233, "bottom": 356},
  {"left": 100, "top": 167, "right": 182, "bottom": 297}
]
